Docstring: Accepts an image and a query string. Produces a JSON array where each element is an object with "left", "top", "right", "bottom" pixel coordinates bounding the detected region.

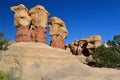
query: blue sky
[{"left": 0, "top": 0, "right": 120, "bottom": 44}]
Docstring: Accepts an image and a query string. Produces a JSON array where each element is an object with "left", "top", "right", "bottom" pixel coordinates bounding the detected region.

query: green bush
[
  {"left": 0, "top": 70, "right": 9, "bottom": 80},
  {"left": 91, "top": 46, "right": 120, "bottom": 68},
  {"left": 0, "top": 32, "right": 9, "bottom": 51},
  {"left": 0, "top": 68, "right": 21, "bottom": 80},
  {"left": 7, "top": 67, "right": 21, "bottom": 80},
  {"left": 0, "top": 39, "right": 9, "bottom": 51}
]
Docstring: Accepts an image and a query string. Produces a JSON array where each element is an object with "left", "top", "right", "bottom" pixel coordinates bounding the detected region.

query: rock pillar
[
  {"left": 49, "top": 17, "right": 68, "bottom": 49},
  {"left": 11, "top": 4, "right": 32, "bottom": 42},
  {"left": 29, "top": 5, "right": 49, "bottom": 43}
]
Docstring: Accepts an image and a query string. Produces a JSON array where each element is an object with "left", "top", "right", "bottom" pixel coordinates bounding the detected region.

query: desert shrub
[
  {"left": 0, "top": 67, "right": 21, "bottom": 80},
  {"left": 0, "top": 32, "right": 9, "bottom": 51},
  {"left": 7, "top": 67, "right": 21, "bottom": 80},
  {"left": 90, "top": 46, "right": 120, "bottom": 68},
  {"left": 0, "top": 38, "right": 9, "bottom": 51},
  {"left": 0, "top": 70, "right": 9, "bottom": 80}
]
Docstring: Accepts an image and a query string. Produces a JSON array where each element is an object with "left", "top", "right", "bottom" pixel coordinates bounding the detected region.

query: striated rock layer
[
  {"left": 16, "top": 27, "right": 32, "bottom": 42},
  {"left": 50, "top": 35, "right": 64, "bottom": 49},
  {"left": 0, "top": 43, "right": 119, "bottom": 80}
]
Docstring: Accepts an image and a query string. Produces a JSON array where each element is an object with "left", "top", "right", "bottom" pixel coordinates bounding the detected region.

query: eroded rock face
[
  {"left": 35, "top": 27, "right": 46, "bottom": 43},
  {"left": 11, "top": 4, "right": 49, "bottom": 43},
  {"left": 0, "top": 43, "right": 116, "bottom": 80},
  {"left": 49, "top": 17, "right": 68, "bottom": 48},
  {"left": 49, "top": 17, "right": 68, "bottom": 39},
  {"left": 50, "top": 35, "right": 64, "bottom": 49},
  {"left": 29, "top": 5, "right": 49, "bottom": 28},
  {"left": 11, "top": 4, "right": 31, "bottom": 28},
  {"left": 66, "top": 35, "right": 102, "bottom": 56},
  {"left": 16, "top": 27, "right": 32, "bottom": 42},
  {"left": 11, "top": 4, "right": 32, "bottom": 42},
  {"left": 29, "top": 26, "right": 47, "bottom": 43},
  {"left": 29, "top": 5, "right": 49, "bottom": 43}
]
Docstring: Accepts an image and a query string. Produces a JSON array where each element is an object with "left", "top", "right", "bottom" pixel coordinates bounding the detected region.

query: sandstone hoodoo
[
  {"left": 49, "top": 17, "right": 68, "bottom": 49},
  {"left": 65, "top": 35, "right": 102, "bottom": 56},
  {"left": 11, "top": 4, "right": 49, "bottom": 43},
  {"left": 11, "top": 4, "right": 32, "bottom": 42},
  {"left": 29, "top": 5, "right": 49, "bottom": 43}
]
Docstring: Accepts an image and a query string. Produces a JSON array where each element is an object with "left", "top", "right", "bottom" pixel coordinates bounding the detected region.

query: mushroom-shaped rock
[
  {"left": 11, "top": 4, "right": 31, "bottom": 28},
  {"left": 11, "top": 4, "right": 32, "bottom": 42},
  {"left": 49, "top": 17, "right": 68, "bottom": 39},
  {"left": 29, "top": 5, "right": 49, "bottom": 43},
  {"left": 49, "top": 17, "right": 68, "bottom": 49},
  {"left": 29, "top": 5, "right": 49, "bottom": 28}
]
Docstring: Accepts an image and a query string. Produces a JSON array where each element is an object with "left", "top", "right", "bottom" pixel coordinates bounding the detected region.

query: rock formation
[
  {"left": 11, "top": 4, "right": 50, "bottom": 43},
  {"left": 29, "top": 5, "right": 49, "bottom": 43},
  {"left": 49, "top": 17, "right": 68, "bottom": 49},
  {"left": 66, "top": 35, "right": 102, "bottom": 56},
  {"left": 0, "top": 43, "right": 119, "bottom": 80},
  {"left": 11, "top": 4, "right": 32, "bottom": 42}
]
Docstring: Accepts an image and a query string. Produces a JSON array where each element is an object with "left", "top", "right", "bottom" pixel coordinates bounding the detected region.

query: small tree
[
  {"left": 0, "top": 32, "right": 9, "bottom": 51},
  {"left": 107, "top": 35, "right": 120, "bottom": 47},
  {"left": 107, "top": 40, "right": 116, "bottom": 47},
  {"left": 113, "top": 35, "right": 120, "bottom": 46}
]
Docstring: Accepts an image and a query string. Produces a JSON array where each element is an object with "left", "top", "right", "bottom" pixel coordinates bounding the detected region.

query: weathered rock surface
[
  {"left": 29, "top": 26, "right": 47, "bottom": 43},
  {"left": 11, "top": 4, "right": 31, "bottom": 28},
  {"left": 11, "top": 4, "right": 49, "bottom": 43},
  {"left": 11, "top": 4, "right": 32, "bottom": 42},
  {"left": 66, "top": 35, "right": 102, "bottom": 56},
  {"left": 29, "top": 5, "right": 49, "bottom": 43},
  {"left": 49, "top": 17, "right": 68, "bottom": 39},
  {"left": 0, "top": 43, "right": 119, "bottom": 80},
  {"left": 50, "top": 35, "right": 64, "bottom": 49},
  {"left": 16, "top": 27, "right": 32, "bottom": 42},
  {"left": 35, "top": 27, "right": 46, "bottom": 43},
  {"left": 49, "top": 17, "right": 68, "bottom": 48},
  {"left": 81, "top": 35, "right": 102, "bottom": 48},
  {"left": 29, "top": 5, "right": 49, "bottom": 28}
]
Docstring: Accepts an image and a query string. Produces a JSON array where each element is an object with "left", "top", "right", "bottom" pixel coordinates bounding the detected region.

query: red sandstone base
[
  {"left": 16, "top": 27, "right": 32, "bottom": 42},
  {"left": 35, "top": 27, "right": 46, "bottom": 43},
  {"left": 50, "top": 35, "right": 65, "bottom": 49}
]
